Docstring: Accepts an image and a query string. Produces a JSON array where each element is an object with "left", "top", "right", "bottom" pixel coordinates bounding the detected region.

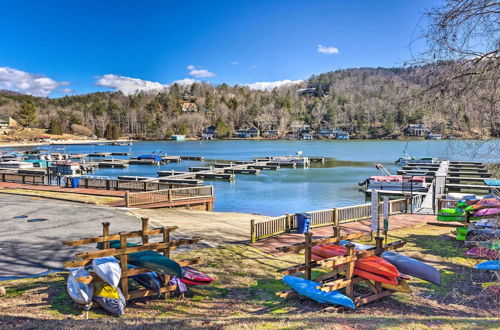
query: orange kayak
[
  {"left": 355, "top": 256, "right": 399, "bottom": 279},
  {"left": 354, "top": 268, "right": 398, "bottom": 285}
]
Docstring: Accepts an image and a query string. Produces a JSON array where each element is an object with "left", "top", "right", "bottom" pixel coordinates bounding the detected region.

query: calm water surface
[{"left": 6, "top": 139, "right": 498, "bottom": 216}]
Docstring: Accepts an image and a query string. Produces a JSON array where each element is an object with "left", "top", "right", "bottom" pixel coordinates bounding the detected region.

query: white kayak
[
  {"left": 67, "top": 267, "right": 94, "bottom": 305},
  {"left": 92, "top": 256, "right": 122, "bottom": 287}
]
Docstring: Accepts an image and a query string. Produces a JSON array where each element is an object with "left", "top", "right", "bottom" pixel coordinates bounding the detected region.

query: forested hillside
[{"left": 0, "top": 65, "right": 498, "bottom": 139}]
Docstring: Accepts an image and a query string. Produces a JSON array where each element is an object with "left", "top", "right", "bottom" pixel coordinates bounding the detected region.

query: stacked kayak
[
  {"left": 475, "top": 260, "right": 500, "bottom": 271},
  {"left": 181, "top": 266, "right": 214, "bottom": 285},
  {"left": 354, "top": 256, "right": 400, "bottom": 285},
  {"left": 283, "top": 275, "right": 355, "bottom": 309},
  {"left": 464, "top": 247, "right": 500, "bottom": 259},
  {"left": 437, "top": 208, "right": 466, "bottom": 222}
]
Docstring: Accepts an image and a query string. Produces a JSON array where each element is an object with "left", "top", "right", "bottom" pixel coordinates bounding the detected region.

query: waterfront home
[
  {"left": 301, "top": 132, "right": 314, "bottom": 140},
  {"left": 262, "top": 129, "right": 279, "bottom": 138},
  {"left": 426, "top": 133, "right": 442, "bottom": 140},
  {"left": 0, "top": 116, "right": 17, "bottom": 133},
  {"left": 235, "top": 127, "right": 260, "bottom": 138},
  {"left": 202, "top": 126, "right": 217, "bottom": 140},
  {"left": 405, "top": 124, "right": 427, "bottom": 137},
  {"left": 336, "top": 131, "right": 350, "bottom": 140},
  {"left": 171, "top": 135, "right": 186, "bottom": 141},
  {"left": 317, "top": 128, "right": 336, "bottom": 139},
  {"left": 181, "top": 102, "right": 198, "bottom": 112}
]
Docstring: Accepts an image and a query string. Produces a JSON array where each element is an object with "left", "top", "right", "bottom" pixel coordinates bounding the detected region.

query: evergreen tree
[
  {"left": 16, "top": 101, "right": 37, "bottom": 127},
  {"left": 48, "top": 119, "right": 64, "bottom": 135}
]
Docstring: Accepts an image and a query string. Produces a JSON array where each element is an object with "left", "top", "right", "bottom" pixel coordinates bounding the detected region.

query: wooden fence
[
  {"left": 126, "top": 186, "right": 214, "bottom": 207},
  {"left": 0, "top": 172, "right": 46, "bottom": 185},
  {"left": 65, "top": 177, "right": 196, "bottom": 191},
  {"left": 250, "top": 198, "right": 409, "bottom": 243}
]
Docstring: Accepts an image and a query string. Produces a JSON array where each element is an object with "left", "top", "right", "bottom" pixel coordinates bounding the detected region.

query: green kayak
[
  {"left": 437, "top": 215, "right": 467, "bottom": 222},
  {"left": 437, "top": 208, "right": 466, "bottom": 217},
  {"left": 456, "top": 226, "right": 468, "bottom": 240},
  {"left": 97, "top": 240, "right": 182, "bottom": 278}
]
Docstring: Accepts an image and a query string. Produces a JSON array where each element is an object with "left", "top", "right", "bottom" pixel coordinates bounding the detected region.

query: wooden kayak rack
[
  {"left": 62, "top": 217, "right": 202, "bottom": 301},
  {"left": 275, "top": 226, "right": 406, "bottom": 309}
]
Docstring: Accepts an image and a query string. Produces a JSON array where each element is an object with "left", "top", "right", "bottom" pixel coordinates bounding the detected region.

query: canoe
[
  {"left": 67, "top": 268, "right": 94, "bottom": 305},
  {"left": 355, "top": 256, "right": 400, "bottom": 279},
  {"left": 98, "top": 240, "right": 182, "bottom": 278},
  {"left": 437, "top": 215, "right": 466, "bottom": 222},
  {"left": 312, "top": 253, "right": 323, "bottom": 261},
  {"left": 282, "top": 275, "right": 355, "bottom": 309},
  {"left": 92, "top": 256, "right": 121, "bottom": 287},
  {"left": 93, "top": 281, "right": 126, "bottom": 316},
  {"left": 181, "top": 278, "right": 212, "bottom": 286},
  {"left": 475, "top": 260, "right": 500, "bottom": 271},
  {"left": 129, "top": 265, "right": 163, "bottom": 294},
  {"left": 182, "top": 266, "right": 213, "bottom": 283},
  {"left": 380, "top": 279, "right": 412, "bottom": 293},
  {"left": 464, "top": 247, "right": 500, "bottom": 259},
  {"left": 382, "top": 251, "right": 441, "bottom": 285},
  {"left": 353, "top": 268, "right": 398, "bottom": 285}
]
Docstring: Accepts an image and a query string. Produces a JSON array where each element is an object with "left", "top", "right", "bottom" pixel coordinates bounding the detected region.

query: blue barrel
[
  {"left": 70, "top": 177, "right": 80, "bottom": 188},
  {"left": 296, "top": 213, "right": 312, "bottom": 234}
]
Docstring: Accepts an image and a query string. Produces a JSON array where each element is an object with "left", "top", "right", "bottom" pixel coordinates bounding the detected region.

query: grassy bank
[{"left": 1, "top": 225, "right": 498, "bottom": 329}]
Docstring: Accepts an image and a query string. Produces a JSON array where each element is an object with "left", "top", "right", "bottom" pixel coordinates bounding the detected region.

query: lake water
[{"left": 6, "top": 139, "right": 499, "bottom": 216}]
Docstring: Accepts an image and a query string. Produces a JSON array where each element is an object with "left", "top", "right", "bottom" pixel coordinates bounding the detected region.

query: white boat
[
  {"left": 92, "top": 256, "right": 122, "bottom": 287},
  {"left": 360, "top": 163, "right": 428, "bottom": 191},
  {"left": 67, "top": 267, "right": 94, "bottom": 305},
  {"left": 0, "top": 161, "right": 34, "bottom": 169}
]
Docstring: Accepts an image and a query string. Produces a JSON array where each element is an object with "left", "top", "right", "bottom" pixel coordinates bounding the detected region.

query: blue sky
[{"left": 0, "top": 0, "right": 439, "bottom": 97}]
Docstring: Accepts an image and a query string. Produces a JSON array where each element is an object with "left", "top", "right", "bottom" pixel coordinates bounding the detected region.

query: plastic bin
[
  {"left": 70, "top": 177, "right": 80, "bottom": 188},
  {"left": 296, "top": 213, "right": 312, "bottom": 234}
]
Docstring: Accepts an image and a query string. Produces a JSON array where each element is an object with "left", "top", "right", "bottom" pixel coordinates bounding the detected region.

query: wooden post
[
  {"left": 334, "top": 208, "right": 339, "bottom": 226},
  {"left": 85, "top": 177, "right": 89, "bottom": 188},
  {"left": 119, "top": 232, "right": 129, "bottom": 298},
  {"left": 285, "top": 214, "right": 292, "bottom": 232},
  {"left": 162, "top": 227, "right": 170, "bottom": 258},
  {"left": 125, "top": 191, "right": 130, "bottom": 207},
  {"left": 304, "top": 232, "right": 313, "bottom": 280},
  {"left": 143, "top": 181, "right": 147, "bottom": 191},
  {"left": 102, "top": 222, "right": 110, "bottom": 249},
  {"left": 333, "top": 226, "right": 340, "bottom": 238},
  {"left": 344, "top": 243, "right": 355, "bottom": 298},
  {"left": 250, "top": 219, "right": 256, "bottom": 244},
  {"left": 163, "top": 275, "right": 171, "bottom": 300},
  {"left": 168, "top": 189, "right": 173, "bottom": 202},
  {"left": 106, "top": 179, "right": 110, "bottom": 190},
  {"left": 375, "top": 236, "right": 384, "bottom": 256},
  {"left": 141, "top": 217, "right": 149, "bottom": 245}
]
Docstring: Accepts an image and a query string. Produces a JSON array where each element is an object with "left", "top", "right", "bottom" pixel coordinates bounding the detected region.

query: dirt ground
[{"left": 1, "top": 225, "right": 499, "bottom": 329}]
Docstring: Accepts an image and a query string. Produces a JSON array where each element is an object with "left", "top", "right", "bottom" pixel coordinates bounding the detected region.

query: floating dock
[{"left": 180, "top": 156, "right": 204, "bottom": 161}]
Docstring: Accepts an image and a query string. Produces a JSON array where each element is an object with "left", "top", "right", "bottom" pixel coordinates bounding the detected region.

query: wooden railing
[
  {"left": 66, "top": 177, "right": 197, "bottom": 191},
  {"left": 126, "top": 186, "right": 214, "bottom": 207},
  {"left": 437, "top": 199, "right": 458, "bottom": 209},
  {"left": 0, "top": 172, "right": 46, "bottom": 185},
  {"left": 250, "top": 198, "right": 408, "bottom": 243}
]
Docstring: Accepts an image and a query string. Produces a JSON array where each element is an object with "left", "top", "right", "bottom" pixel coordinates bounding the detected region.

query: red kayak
[
  {"left": 181, "top": 266, "right": 214, "bottom": 285},
  {"left": 354, "top": 268, "right": 398, "bottom": 285},
  {"left": 312, "top": 245, "right": 346, "bottom": 259},
  {"left": 355, "top": 256, "right": 400, "bottom": 279}
]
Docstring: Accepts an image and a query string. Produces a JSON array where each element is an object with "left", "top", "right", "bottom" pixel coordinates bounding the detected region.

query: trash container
[
  {"left": 70, "top": 177, "right": 80, "bottom": 188},
  {"left": 296, "top": 213, "right": 312, "bottom": 234}
]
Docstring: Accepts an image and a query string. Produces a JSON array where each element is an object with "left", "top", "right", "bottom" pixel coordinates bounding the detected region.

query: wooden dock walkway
[{"left": 252, "top": 213, "right": 436, "bottom": 254}]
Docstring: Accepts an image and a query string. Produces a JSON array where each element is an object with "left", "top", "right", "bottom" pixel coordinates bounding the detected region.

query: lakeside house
[
  {"left": 181, "top": 102, "right": 198, "bottom": 112},
  {"left": 405, "top": 124, "right": 428, "bottom": 137},
  {"left": 235, "top": 127, "right": 260, "bottom": 138},
  {"left": 202, "top": 126, "right": 217, "bottom": 140},
  {"left": 297, "top": 88, "right": 316, "bottom": 96},
  {"left": 262, "top": 129, "right": 279, "bottom": 138},
  {"left": 317, "top": 128, "right": 336, "bottom": 139},
  {"left": 171, "top": 135, "right": 186, "bottom": 141},
  {"left": 426, "top": 133, "right": 442, "bottom": 140},
  {"left": 0, "top": 116, "right": 17, "bottom": 133},
  {"left": 336, "top": 131, "right": 349, "bottom": 140}
]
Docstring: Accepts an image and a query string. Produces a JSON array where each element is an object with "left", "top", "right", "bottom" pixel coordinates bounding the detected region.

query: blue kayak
[
  {"left": 475, "top": 260, "right": 500, "bottom": 271},
  {"left": 129, "top": 265, "right": 163, "bottom": 294},
  {"left": 283, "top": 275, "right": 355, "bottom": 309}
]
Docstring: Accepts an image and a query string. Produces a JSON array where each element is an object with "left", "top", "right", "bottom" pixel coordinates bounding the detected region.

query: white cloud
[
  {"left": 230, "top": 61, "right": 239, "bottom": 65},
  {"left": 246, "top": 79, "right": 303, "bottom": 91},
  {"left": 58, "top": 88, "right": 74, "bottom": 94},
  {"left": 187, "top": 65, "right": 215, "bottom": 78},
  {"left": 250, "top": 65, "right": 257, "bottom": 69},
  {"left": 317, "top": 44, "right": 339, "bottom": 54},
  {"left": 171, "top": 78, "right": 199, "bottom": 85},
  {"left": 0, "top": 67, "right": 66, "bottom": 97},
  {"left": 95, "top": 74, "right": 167, "bottom": 95}
]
